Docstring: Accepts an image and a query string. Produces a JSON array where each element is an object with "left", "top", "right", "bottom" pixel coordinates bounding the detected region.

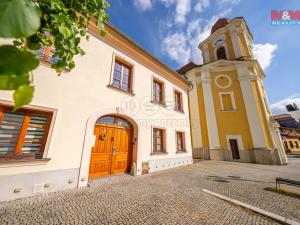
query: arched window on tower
[{"left": 216, "top": 46, "right": 227, "bottom": 60}]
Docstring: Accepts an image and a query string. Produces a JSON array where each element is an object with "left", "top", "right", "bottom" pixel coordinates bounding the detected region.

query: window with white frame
[
  {"left": 112, "top": 59, "right": 132, "bottom": 92},
  {"left": 219, "top": 92, "right": 236, "bottom": 111},
  {"left": 152, "top": 128, "right": 166, "bottom": 153},
  {"left": 174, "top": 90, "right": 183, "bottom": 112},
  {"left": 152, "top": 79, "right": 164, "bottom": 104},
  {"left": 176, "top": 131, "right": 186, "bottom": 152}
]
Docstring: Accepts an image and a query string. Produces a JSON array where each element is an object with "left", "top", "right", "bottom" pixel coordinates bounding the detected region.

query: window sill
[
  {"left": 221, "top": 109, "right": 237, "bottom": 112},
  {"left": 0, "top": 158, "right": 51, "bottom": 167},
  {"left": 174, "top": 108, "right": 185, "bottom": 114},
  {"left": 40, "top": 60, "right": 70, "bottom": 73},
  {"left": 151, "top": 100, "right": 167, "bottom": 107},
  {"left": 150, "top": 152, "right": 168, "bottom": 156},
  {"left": 176, "top": 151, "right": 187, "bottom": 154},
  {"left": 107, "top": 85, "right": 135, "bottom": 96}
]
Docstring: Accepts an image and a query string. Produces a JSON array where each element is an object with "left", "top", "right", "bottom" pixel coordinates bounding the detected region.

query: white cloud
[
  {"left": 162, "top": 32, "right": 191, "bottom": 64},
  {"left": 195, "top": 14, "right": 222, "bottom": 41},
  {"left": 159, "top": 0, "right": 175, "bottom": 7},
  {"left": 133, "top": 0, "right": 192, "bottom": 25},
  {"left": 155, "top": 0, "right": 238, "bottom": 65},
  {"left": 194, "top": 0, "right": 210, "bottom": 12},
  {"left": 187, "top": 19, "right": 201, "bottom": 37},
  {"left": 133, "top": 0, "right": 153, "bottom": 11},
  {"left": 175, "top": 0, "right": 191, "bottom": 24},
  {"left": 188, "top": 10, "right": 232, "bottom": 62},
  {"left": 253, "top": 43, "right": 277, "bottom": 70},
  {"left": 161, "top": 10, "right": 232, "bottom": 65},
  {"left": 161, "top": 6, "right": 233, "bottom": 65},
  {"left": 270, "top": 94, "right": 300, "bottom": 115},
  {"left": 217, "top": 0, "right": 240, "bottom": 5}
]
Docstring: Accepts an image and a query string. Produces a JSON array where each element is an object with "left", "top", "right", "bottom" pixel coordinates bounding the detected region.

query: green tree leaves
[
  {"left": 0, "top": 0, "right": 109, "bottom": 109},
  {"left": 0, "top": 45, "right": 38, "bottom": 109},
  {"left": 0, "top": 46, "right": 38, "bottom": 110},
  {"left": 0, "top": 74, "right": 30, "bottom": 90},
  {"left": 58, "top": 26, "right": 72, "bottom": 39},
  {"left": 0, "top": 45, "right": 39, "bottom": 75},
  {"left": 0, "top": 0, "right": 41, "bottom": 38},
  {"left": 37, "top": 0, "right": 110, "bottom": 73},
  {"left": 13, "top": 85, "right": 34, "bottom": 110},
  {"left": 0, "top": 0, "right": 40, "bottom": 110}
]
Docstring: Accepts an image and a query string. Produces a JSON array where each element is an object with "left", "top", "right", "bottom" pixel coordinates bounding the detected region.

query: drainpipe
[
  {"left": 186, "top": 78, "right": 197, "bottom": 161},
  {"left": 77, "top": 117, "right": 91, "bottom": 188}
]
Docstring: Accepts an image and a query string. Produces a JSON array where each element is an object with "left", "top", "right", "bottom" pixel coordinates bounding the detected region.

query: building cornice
[
  {"left": 88, "top": 22, "right": 191, "bottom": 90},
  {"left": 198, "top": 59, "right": 265, "bottom": 79},
  {"left": 238, "top": 75, "right": 258, "bottom": 81}
]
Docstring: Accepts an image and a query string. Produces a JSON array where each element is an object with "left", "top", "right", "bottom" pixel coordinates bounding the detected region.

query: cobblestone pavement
[
  {"left": 192, "top": 157, "right": 300, "bottom": 223},
  {"left": 1, "top": 159, "right": 300, "bottom": 225}
]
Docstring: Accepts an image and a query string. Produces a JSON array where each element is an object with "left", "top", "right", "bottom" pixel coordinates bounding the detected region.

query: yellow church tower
[{"left": 177, "top": 17, "right": 287, "bottom": 165}]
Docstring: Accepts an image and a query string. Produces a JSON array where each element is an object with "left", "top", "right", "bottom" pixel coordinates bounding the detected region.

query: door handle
[{"left": 112, "top": 147, "right": 116, "bottom": 155}]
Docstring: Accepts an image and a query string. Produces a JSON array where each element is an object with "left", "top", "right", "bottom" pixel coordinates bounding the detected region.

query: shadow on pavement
[{"left": 207, "top": 175, "right": 273, "bottom": 184}]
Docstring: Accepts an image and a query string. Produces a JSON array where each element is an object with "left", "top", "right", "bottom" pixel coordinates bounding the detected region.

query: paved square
[{"left": 1, "top": 158, "right": 299, "bottom": 225}]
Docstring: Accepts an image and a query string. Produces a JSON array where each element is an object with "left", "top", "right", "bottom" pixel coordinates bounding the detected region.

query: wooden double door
[{"left": 89, "top": 117, "right": 133, "bottom": 179}]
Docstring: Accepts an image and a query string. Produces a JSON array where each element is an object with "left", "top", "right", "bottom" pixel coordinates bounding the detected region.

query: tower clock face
[{"left": 213, "top": 35, "right": 225, "bottom": 47}]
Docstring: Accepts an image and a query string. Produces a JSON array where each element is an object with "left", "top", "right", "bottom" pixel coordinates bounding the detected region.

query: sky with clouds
[{"left": 108, "top": 0, "right": 300, "bottom": 114}]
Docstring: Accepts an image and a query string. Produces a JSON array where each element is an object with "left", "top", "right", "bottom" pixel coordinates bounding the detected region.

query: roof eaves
[
  {"left": 176, "top": 61, "right": 202, "bottom": 74},
  {"left": 104, "top": 23, "right": 189, "bottom": 85}
]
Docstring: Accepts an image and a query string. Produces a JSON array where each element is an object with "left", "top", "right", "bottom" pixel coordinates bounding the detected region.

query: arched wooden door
[{"left": 89, "top": 115, "right": 133, "bottom": 179}]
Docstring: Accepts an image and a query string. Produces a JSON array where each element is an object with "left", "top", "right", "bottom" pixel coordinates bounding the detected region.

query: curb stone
[{"left": 202, "top": 189, "right": 300, "bottom": 225}]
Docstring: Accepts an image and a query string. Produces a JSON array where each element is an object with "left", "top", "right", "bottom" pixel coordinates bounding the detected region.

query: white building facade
[{"left": 0, "top": 23, "right": 193, "bottom": 201}]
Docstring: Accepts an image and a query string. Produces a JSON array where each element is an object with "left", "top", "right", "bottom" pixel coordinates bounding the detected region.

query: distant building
[
  {"left": 286, "top": 103, "right": 300, "bottom": 122},
  {"left": 273, "top": 114, "right": 300, "bottom": 152},
  {"left": 178, "top": 17, "right": 287, "bottom": 165}
]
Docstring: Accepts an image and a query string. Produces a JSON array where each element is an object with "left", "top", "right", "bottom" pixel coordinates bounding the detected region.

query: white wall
[{"left": 0, "top": 35, "right": 192, "bottom": 177}]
